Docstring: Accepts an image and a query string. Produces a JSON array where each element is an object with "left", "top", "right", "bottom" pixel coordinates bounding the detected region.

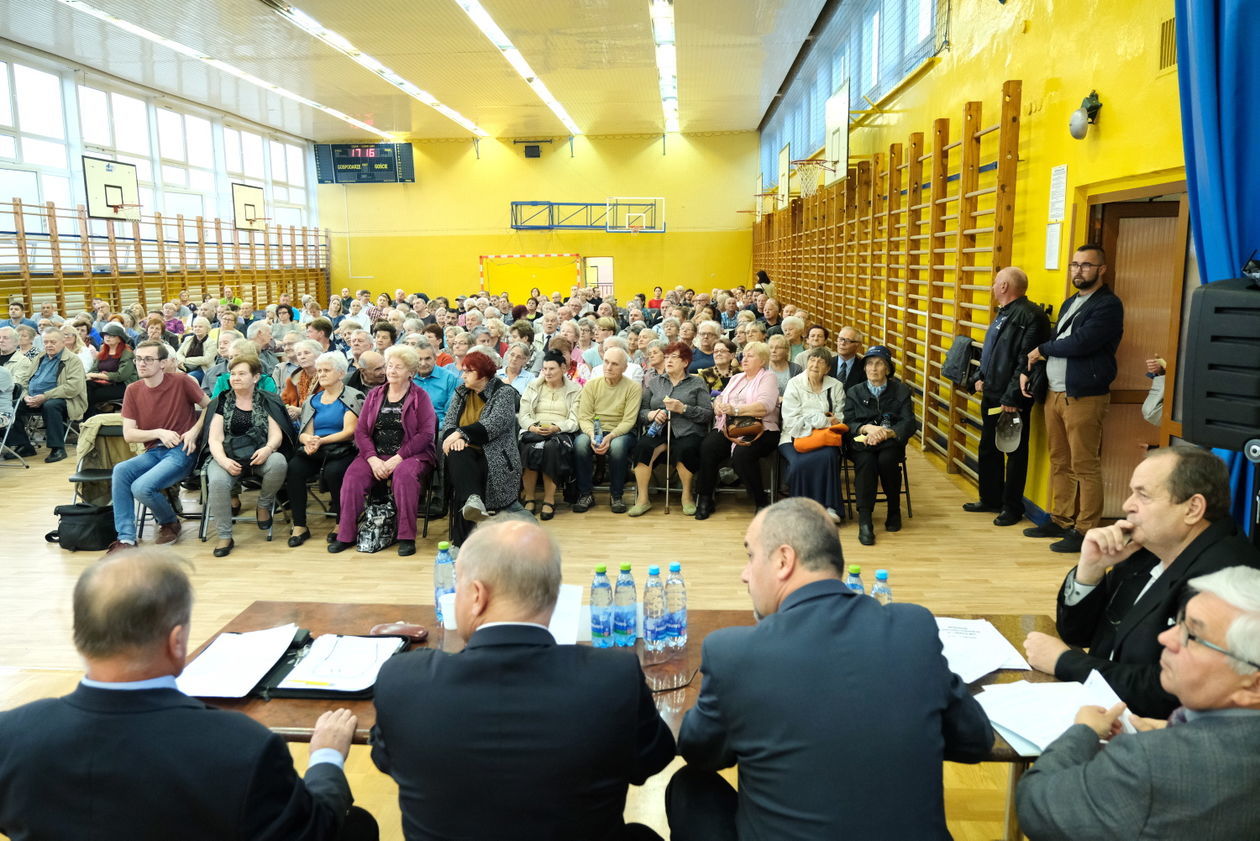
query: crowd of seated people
[{"left": 9, "top": 281, "right": 918, "bottom": 551}]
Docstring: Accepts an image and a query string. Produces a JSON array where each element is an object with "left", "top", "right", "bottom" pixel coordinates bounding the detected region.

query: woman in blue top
[{"left": 283, "top": 351, "right": 364, "bottom": 547}]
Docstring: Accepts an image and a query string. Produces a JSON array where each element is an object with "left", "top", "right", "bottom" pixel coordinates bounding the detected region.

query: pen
[{"left": 285, "top": 679, "right": 333, "bottom": 686}]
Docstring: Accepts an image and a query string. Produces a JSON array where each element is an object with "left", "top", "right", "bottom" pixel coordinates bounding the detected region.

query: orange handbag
[{"left": 792, "top": 390, "right": 847, "bottom": 452}]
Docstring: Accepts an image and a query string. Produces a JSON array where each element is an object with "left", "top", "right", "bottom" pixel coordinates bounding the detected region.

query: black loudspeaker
[
  {"left": 1181, "top": 277, "right": 1260, "bottom": 450},
  {"left": 524, "top": 145, "right": 542, "bottom": 158}
]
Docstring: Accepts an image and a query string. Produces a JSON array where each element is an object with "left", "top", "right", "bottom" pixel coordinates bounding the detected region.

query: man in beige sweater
[{"left": 574, "top": 347, "right": 640, "bottom": 514}]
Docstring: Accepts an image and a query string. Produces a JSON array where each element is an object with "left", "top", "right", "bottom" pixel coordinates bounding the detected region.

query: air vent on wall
[{"left": 1159, "top": 17, "right": 1177, "bottom": 71}]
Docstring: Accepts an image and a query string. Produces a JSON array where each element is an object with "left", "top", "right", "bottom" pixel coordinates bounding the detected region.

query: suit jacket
[
  {"left": 0, "top": 684, "right": 352, "bottom": 841},
  {"left": 1037, "top": 283, "right": 1124, "bottom": 398},
  {"left": 1016, "top": 712, "right": 1260, "bottom": 841},
  {"left": 678, "top": 579, "right": 993, "bottom": 841},
  {"left": 829, "top": 354, "right": 866, "bottom": 390},
  {"left": 1055, "top": 517, "right": 1260, "bottom": 717},
  {"left": 371, "top": 624, "right": 676, "bottom": 841}
]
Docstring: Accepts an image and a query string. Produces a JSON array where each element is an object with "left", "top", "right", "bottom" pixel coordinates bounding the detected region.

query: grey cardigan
[{"left": 639, "top": 372, "right": 714, "bottom": 439}]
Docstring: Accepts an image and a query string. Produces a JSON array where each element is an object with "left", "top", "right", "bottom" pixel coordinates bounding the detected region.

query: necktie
[{"left": 840, "top": 360, "right": 849, "bottom": 381}]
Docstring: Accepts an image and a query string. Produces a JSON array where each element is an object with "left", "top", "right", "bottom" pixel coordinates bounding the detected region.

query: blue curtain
[{"left": 1176, "top": 0, "right": 1260, "bottom": 535}]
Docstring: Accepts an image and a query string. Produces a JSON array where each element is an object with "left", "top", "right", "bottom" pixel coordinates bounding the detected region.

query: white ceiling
[{"left": 0, "top": 0, "right": 825, "bottom": 141}]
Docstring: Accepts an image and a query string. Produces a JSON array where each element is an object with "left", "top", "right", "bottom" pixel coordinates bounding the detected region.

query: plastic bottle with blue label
[
  {"left": 613, "top": 562, "right": 637, "bottom": 647},
  {"left": 845, "top": 564, "right": 865, "bottom": 595},
  {"left": 643, "top": 566, "right": 667, "bottom": 652},
  {"left": 590, "top": 565, "right": 613, "bottom": 648},
  {"left": 433, "top": 541, "right": 456, "bottom": 624},
  {"left": 665, "top": 562, "right": 687, "bottom": 648}
]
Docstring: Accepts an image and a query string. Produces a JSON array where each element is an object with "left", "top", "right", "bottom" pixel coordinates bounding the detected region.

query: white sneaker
[
  {"left": 462, "top": 494, "right": 489, "bottom": 521},
  {"left": 826, "top": 507, "right": 842, "bottom": 524}
]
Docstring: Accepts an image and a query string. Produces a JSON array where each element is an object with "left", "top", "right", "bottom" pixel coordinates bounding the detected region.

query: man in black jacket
[
  {"left": 1024, "top": 244, "right": 1124, "bottom": 553},
  {"left": 964, "top": 267, "right": 1051, "bottom": 526},
  {"left": 1022, "top": 446, "right": 1260, "bottom": 717}
]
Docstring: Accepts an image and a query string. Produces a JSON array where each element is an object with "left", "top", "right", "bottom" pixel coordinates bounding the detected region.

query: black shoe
[
  {"left": 397, "top": 540, "right": 416, "bottom": 557},
  {"left": 43, "top": 448, "right": 67, "bottom": 463},
  {"left": 1050, "top": 529, "right": 1085, "bottom": 554},
  {"left": 327, "top": 540, "right": 354, "bottom": 554},
  {"left": 694, "top": 496, "right": 714, "bottom": 521},
  {"left": 539, "top": 502, "right": 556, "bottom": 521},
  {"left": 288, "top": 530, "right": 310, "bottom": 548},
  {"left": 962, "top": 501, "right": 1001, "bottom": 513},
  {"left": 212, "top": 538, "right": 234, "bottom": 557},
  {"left": 610, "top": 496, "right": 627, "bottom": 514},
  {"left": 15, "top": 445, "right": 36, "bottom": 457},
  {"left": 858, "top": 514, "right": 875, "bottom": 546},
  {"left": 1024, "top": 521, "right": 1069, "bottom": 539},
  {"left": 994, "top": 510, "right": 1023, "bottom": 527},
  {"left": 884, "top": 511, "right": 902, "bottom": 532},
  {"left": 326, "top": 531, "right": 339, "bottom": 544},
  {"left": 573, "top": 494, "right": 595, "bottom": 513},
  {"left": 256, "top": 510, "right": 273, "bottom": 530}
]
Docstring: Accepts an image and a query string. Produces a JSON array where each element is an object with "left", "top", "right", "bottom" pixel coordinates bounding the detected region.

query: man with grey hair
[
  {"left": 0, "top": 325, "right": 33, "bottom": 387},
  {"left": 1024, "top": 446, "right": 1260, "bottom": 717},
  {"left": 590, "top": 336, "right": 644, "bottom": 384},
  {"left": 575, "top": 346, "right": 641, "bottom": 513},
  {"left": 667, "top": 497, "right": 992, "bottom": 841},
  {"left": 344, "top": 350, "right": 385, "bottom": 394},
  {"left": 410, "top": 336, "right": 458, "bottom": 419},
  {"left": 371, "top": 518, "right": 675, "bottom": 841},
  {"left": 246, "top": 318, "right": 279, "bottom": 371},
  {"left": 0, "top": 548, "right": 376, "bottom": 841},
  {"left": 1017, "top": 565, "right": 1260, "bottom": 840},
  {"left": 5, "top": 327, "right": 86, "bottom": 462},
  {"left": 687, "top": 320, "right": 723, "bottom": 373}
]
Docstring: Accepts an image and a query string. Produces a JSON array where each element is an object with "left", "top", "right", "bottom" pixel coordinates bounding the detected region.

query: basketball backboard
[
  {"left": 777, "top": 144, "right": 790, "bottom": 209},
  {"left": 232, "top": 183, "right": 267, "bottom": 231},
  {"left": 82, "top": 155, "right": 140, "bottom": 221},
  {"left": 606, "top": 197, "right": 665, "bottom": 233},
  {"left": 824, "top": 82, "right": 850, "bottom": 186}
]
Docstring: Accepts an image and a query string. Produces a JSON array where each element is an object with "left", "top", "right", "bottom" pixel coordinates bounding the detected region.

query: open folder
[{"left": 178, "top": 624, "right": 407, "bottom": 700}]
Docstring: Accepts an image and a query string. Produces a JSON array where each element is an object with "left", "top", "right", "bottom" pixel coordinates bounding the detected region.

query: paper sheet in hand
[
  {"left": 277, "top": 634, "right": 402, "bottom": 692},
  {"left": 977, "top": 670, "right": 1134, "bottom": 753},
  {"left": 936, "top": 617, "right": 1031, "bottom": 683},
  {"left": 177, "top": 623, "right": 297, "bottom": 698}
]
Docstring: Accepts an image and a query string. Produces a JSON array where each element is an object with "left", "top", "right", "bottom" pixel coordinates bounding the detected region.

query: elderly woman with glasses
[{"left": 628, "top": 342, "right": 713, "bottom": 517}]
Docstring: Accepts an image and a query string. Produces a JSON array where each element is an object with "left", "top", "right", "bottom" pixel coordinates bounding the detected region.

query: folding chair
[
  {"left": 0, "top": 382, "right": 28, "bottom": 469},
  {"left": 839, "top": 447, "right": 913, "bottom": 520}
]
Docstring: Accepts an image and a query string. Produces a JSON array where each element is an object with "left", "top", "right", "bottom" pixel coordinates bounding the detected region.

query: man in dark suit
[
  {"left": 1024, "top": 446, "right": 1260, "bottom": 717},
  {"left": 963, "top": 267, "right": 1051, "bottom": 526},
  {"left": 0, "top": 548, "right": 373, "bottom": 841},
  {"left": 1023, "top": 243, "right": 1124, "bottom": 553},
  {"left": 667, "top": 498, "right": 993, "bottom": 841},
  {"left": 1017, "top": 566, "right": 1260, "bottom": 840},
  {"left": 371, "top": 517, "right": 676, "bottom": 841},
  {"left": 829, "top": 325, "right": 866, "bottom": 389}
]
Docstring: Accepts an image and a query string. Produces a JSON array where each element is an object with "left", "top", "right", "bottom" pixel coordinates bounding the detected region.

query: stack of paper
[
  {"left": 976, "top": 670, "right": 1134, "bottom": 756},
  {"left": 277, "top": 634, "right": 404, "bottom": 692},
  {"left": 177, "top": 623, "right": 297, "bottom": 698},
  {"left": 936, "top": 617, "right": 1031, "bottom": 683}
]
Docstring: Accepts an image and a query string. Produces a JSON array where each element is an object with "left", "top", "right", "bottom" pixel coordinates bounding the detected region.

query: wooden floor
[{"left": 0, "top": 444, "right": 1073, "bottom": 840}]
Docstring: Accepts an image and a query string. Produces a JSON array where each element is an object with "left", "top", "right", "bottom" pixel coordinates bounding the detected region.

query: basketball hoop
[
  {"left": 107, "top": 202, "right": 142, "bottom": 215},
  {"left": 790, "top": 160, "right": 837, "bottom": 197},
  {"left": 629, "top": 223, "right": 644, "bottom": 235},
  {"left": 755, "top": 190, "right": 778, "bottom": 215},
  {"left": 244, "top": 217, "right": 272, "bottom": 225}
]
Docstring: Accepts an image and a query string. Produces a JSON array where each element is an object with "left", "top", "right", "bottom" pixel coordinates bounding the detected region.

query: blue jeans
[
  {"left": 574, "top": 432, "right": 636, "bottom": 497},
  {"left": 112, "top": 445, "right": 193, "bottom": 543}
]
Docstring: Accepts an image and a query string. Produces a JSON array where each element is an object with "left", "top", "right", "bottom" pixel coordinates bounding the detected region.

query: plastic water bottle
[
  {"left": 871, "top": 569, "right": 893, "bottom": 605},
  {"left": 643, "top": 566, "right": 667, "bottom": 652},
  {"left": 645, "top": 410, "right": 665, "bottom": 438},
  {"left": 613, "top": 562, "right": 637, "bottom": 647},
  {"left": 433, "top": 541, "right": 456, "bottom": 624},
  {"left": 593, "top": 416, "right": 605, "bottom": 446},
  {"left": 665, "top": 562, "right": 687, "bottom": 648},
  {"left": 590, "top": 565, "right": 614, "bottom": 648},
  {"left": 845, "top": 564, "right": 865, "bottom": 595}
]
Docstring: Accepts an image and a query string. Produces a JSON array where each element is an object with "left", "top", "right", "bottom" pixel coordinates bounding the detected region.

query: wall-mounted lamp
[{"left": 1069, "top": 91, "right": 1103, "bottom": 140}]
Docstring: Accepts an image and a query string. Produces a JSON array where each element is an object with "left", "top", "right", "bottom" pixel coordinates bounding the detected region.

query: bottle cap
[
  {"left": 648, "top": 565, "right": 660, "bottom": 575},
  {"left": 438, "top": 541, "right": 451, "bottom": 550},
  {"left": 875, "top": 569, "right": 888, "bottom": 580},
  {"left": 669, "top": 562, "right": 681, "bottom": 572},
  {"left": 619, "top": 562, "right": 632, "bottom": 571},
  {"left": 848, "top": 564, "right": 861, "bottom": 575},
  {"left": 594, "top": 564, "right": 607, "bottom": 573}
]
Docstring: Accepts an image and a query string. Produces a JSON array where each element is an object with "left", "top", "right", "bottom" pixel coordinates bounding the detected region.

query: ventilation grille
[{"left": 1159, "top": 17, "right": 1177, "bottom": 70}]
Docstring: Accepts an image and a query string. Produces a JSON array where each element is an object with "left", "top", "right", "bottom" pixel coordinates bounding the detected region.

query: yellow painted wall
[
  {"left": 793, "top": 0, "right": 1183, "bottom": 512},
  {"left": 317, "top": 133, "right": 757, "bottom": 303}
]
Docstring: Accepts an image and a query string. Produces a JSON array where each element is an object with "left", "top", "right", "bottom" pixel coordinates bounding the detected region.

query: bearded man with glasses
[{"left": 1023, "top": 446, "right": 1260, "bottom": 717}]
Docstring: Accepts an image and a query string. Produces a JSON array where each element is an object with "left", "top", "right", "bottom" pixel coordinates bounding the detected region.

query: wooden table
[{"left": 192, "top": 601, "right": 1055, "bottom": 840}]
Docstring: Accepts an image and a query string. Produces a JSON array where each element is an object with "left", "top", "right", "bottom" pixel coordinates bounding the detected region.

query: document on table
[
  {"left": 277, "top": 634, "right": 403, "bottom": 692},
  {"left": 177, "top": 623, "right": 297, "bottom": 698},
  {"left": 547, "top": 584, "right": 582, "bottom": 644},
  {"left": 976, "top": 669, "right": 1135, "bottom": 755},
  {"left": 936, "top": 617, "right": 1031, "bottom": 683}
]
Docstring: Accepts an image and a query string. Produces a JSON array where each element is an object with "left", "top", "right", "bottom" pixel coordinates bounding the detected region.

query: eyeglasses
[
  {"left": 1174, "top": 607, "right": 1260, "bottom": 671},
  {"left": 837, "top": 338, "right": 859, "bottom": 345},
  {"left": 134, "top": 355, "right": 161, "bottom": 364},
  {"left": 1068, "top": 261, "right": 1102, "bottom": 270}
]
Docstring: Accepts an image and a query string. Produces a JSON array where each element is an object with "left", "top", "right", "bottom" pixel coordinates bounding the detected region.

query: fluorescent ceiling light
[
  {"left": 649, "top": 0, "right": 679, "bottom": 132},
  {"left": 267, "top": 1, "right": 489, "bottom": 137},
  {"left": 54, "top": 0, "right": 395, "bottom": 140},
  {"left": 453, "top": 0, "right": 581, "bottom": 136}
]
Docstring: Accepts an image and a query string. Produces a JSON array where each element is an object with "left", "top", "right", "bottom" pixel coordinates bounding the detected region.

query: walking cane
[{"left": 663, "top": 411, "right": 672, "bottom": 515}]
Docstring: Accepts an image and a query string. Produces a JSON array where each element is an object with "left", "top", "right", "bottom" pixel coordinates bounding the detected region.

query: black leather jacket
[{"left": 966, "top": 295, "right": 1051, "bottom": 407}]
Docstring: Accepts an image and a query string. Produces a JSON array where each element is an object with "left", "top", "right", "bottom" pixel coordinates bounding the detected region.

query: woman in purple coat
[{"left": 329, "top": 344, "right": 436, "bottom": 557}]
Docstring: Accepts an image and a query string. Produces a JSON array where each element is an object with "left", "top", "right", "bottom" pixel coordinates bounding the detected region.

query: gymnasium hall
[{"left": 1, "top": 1, "right": 1257, "bottom": 839}]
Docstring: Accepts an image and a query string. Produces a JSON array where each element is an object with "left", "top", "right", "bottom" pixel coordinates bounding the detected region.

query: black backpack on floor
[{"left": 46, "top": 503, "right": 116, "bottom": 551}]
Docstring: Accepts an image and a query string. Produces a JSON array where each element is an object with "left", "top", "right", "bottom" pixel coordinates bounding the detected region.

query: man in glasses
[
  {"left": 1023, "top": 446, "right": 1260, "bottom": 717},
  {"left": 830, "top": 325, "right": 866, "bottom": 389},
  {"left": 1022, "top": 243, "right": 1124, "bottom": 553},
  {"left": 1017, "top": 565, "right": 1260, "bottom": 840},
  {"left": 108, "top": 340, "right": 210, "bottom": 553}
]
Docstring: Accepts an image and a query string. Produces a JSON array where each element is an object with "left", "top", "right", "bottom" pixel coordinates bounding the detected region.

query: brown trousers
[{"left": 1043, "top": 390, "right": 1110, "bottom": 532}]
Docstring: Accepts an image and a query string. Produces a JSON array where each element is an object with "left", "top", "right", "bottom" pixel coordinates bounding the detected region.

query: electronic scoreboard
[{"left": 314, "top": 143, "right": 415, "bottom": 184}]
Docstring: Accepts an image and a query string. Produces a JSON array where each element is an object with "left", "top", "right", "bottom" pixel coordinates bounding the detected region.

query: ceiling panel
[{"left": 0, "top": 0, "right": 824, "bottom": 141}]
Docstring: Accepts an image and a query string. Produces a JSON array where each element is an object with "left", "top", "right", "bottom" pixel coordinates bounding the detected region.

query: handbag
[
  {"left": 720, "top": 371, "right": 766, "bottom": 446},
  {"left": 45, "top": 503, "right": 116, "bottom": 551},
  {"left": 225, "top": 424, "right": 268, "bottom": 463},
  {"left": 356, "top": 493, "right": 397, "bottom": 553},
  {"left": 793, "top": 388, "right": 848, "bottom": 453}
]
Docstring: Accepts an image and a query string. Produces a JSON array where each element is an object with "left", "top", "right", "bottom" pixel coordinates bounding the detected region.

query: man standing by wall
[
  {"left": 964, "top": 267, "right": 1051, "bottom": 526},
  {"left": 1024, "top": 244, "right": 1124, "bottom": 553}
]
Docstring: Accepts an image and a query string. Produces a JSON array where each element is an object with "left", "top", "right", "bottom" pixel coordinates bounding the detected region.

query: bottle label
[
  {"left": 645, "top": 615, "right": 665, "bottom": 641},
  {"left": 591, "top": 612, "right": 612, "bottom": 640}
]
